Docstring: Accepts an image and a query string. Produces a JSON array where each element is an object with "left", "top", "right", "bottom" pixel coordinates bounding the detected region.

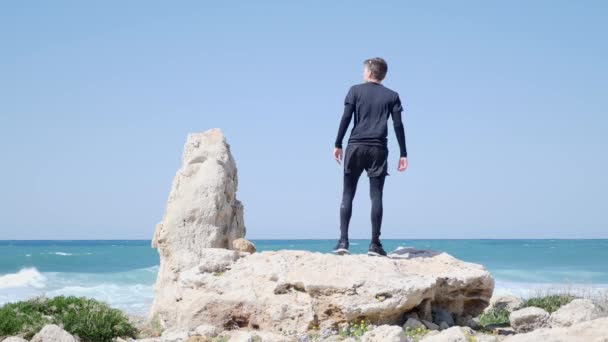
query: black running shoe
[
  {"left": 368, "top": 241, "right": 387, "bottom": 257},
  {"left": 332, "top": 239, "right": 350, "bottom": 255}
]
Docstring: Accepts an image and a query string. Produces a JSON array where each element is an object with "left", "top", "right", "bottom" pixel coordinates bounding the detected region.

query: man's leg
[
  {"left": 369, "top": 174, "right": 386, "bottom": 244},
  {"left": 339, "top": 169, "right": 362, "bottom": 241}
]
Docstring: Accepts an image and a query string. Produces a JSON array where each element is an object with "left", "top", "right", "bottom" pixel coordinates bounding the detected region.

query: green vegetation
[
  {"left": 522, "top": 294, "right": 576, "bottom": 313},
  {"left": 403, "top": 325, "right": 428, "bottom": 341},
  {"left": 338, "top": 318, "right": 371, "bottom": 339},
  {"left": 477, "top": 307, "right": 510, "bottom": 327},
  {"left": 0, "top": 295, "right": 137, "bottom": 342}
]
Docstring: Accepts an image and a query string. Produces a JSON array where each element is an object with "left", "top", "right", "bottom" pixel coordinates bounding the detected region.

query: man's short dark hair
[{"left": 363, "top": 57, "right": 388, "bottom": 81}]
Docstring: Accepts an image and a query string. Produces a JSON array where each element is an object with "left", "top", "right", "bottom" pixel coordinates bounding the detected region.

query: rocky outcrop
[
  {"left": 150, "top": 247, "right": 493, "bottom": 336},
  {"left": 147, "top": 129, "right": 494, "bottom": 338},
  {"left": 30, "top": 324, "right": 77, "bottom": 342},
  {"left": 149, "top": 128, "right": 246, "bottom": 326},
  {"left": 503, "top": 316, "right": 608, "bottom": 342},
  {"left": 548, "top": 298, "right": 603, "bottom": 327}
]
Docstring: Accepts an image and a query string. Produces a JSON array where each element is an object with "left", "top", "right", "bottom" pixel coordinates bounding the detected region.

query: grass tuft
[{"left": 0, "top": 295, "right": 137, "bottom": 342}]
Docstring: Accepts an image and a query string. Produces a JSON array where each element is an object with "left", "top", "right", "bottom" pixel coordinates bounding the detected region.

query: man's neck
[{"left": 366, "top": 79, "right": 382, "bottom": 84}]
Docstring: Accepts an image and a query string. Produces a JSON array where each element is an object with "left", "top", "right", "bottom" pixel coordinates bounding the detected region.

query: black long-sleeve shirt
[{"left": 334, "top": 81, "right": 407, "bottom": 157}]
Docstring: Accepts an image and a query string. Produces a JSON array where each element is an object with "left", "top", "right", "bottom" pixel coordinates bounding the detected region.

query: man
[{"left": 332, "top": 57, "right": 408, "bottom": 257}]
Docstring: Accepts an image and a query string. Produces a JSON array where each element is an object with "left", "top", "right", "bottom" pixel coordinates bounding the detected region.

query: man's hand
[
  {"left": 398, "top": 157, "right": 408, "bottom": 172},
  {"left": 334, "top": 147, "right": 343, "bottom": 165}
]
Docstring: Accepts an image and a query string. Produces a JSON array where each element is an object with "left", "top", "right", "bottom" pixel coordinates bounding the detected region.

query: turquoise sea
[{"left": 1, "top": 239, "right": 607, "bottom": 316}]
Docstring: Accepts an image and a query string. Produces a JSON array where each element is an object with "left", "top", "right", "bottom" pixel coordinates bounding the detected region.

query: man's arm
[
  {"left": 391, "top": 110, "right": 407, "bottom": 158},
  {"left": 334, "top": 103, "right": 355, "bottom": 148},
  {"left": 335, "top": 86, "right": 356, "bottom": 148},
  {"left": 391, "top": 93, "right": 407, "bottom": 158}
]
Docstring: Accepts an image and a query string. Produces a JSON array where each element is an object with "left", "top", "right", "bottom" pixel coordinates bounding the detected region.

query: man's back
[
  {"left": 335, "top": 81, "right": 407, "bottom": 158},
  {"left": 345, "top": 81, "right": 402, "bottom": 148}
]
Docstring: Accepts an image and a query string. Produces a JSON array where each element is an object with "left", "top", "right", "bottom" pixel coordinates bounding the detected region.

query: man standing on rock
[{"left": 333, "top": 57, "right": 408, "bottom": 257}]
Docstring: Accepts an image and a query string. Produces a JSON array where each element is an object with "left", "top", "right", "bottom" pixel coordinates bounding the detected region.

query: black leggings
[{"left": 339, "top": 171, "right": 386, "bottom": 243}]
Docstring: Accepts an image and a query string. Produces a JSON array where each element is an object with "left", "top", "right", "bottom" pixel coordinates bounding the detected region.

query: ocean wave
[
  {"left": 0, "top": 267, "right": 47, "bottom": 289},
  {"left": 0, "top": 267, "right": 156, "bottom": 316},
  {"left": 43, "top": 252, "right": 93, "bottom": 256}
]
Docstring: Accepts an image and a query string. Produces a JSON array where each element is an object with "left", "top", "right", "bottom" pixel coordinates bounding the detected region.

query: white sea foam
[
  {"left": 53, "top": 252, "right": 73, "bottom": 256},
  {"left": 0, "top": 267, "right": 47, "bottom": 289},
  {"left": 0, "top": 266, "right": 157, "bottom": 316}
]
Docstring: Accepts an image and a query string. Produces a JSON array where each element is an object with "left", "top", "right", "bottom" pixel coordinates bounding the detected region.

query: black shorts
[{"left": 343, "top": 144, "right": 390, "bottom": 177}]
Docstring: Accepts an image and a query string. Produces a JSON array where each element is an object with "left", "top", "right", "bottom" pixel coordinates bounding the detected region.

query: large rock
[
  {"left": 147, "top": 129, "right": 494, "bottom": 337},
  {"left": 548, "top": 298, "right": 603, "bottom": 327},
  {"left": 503, "top": 316, "right": 608, "bottom": 342},
  {"left": 149, "top": 248, "right": 493, "bottom": 335},
  {"left": 31, "top": 324, "right": 77, "bottom": 342},
  {"left": 149, "top": 129, "right": 246, "bottom": 325},
  {"left": 509, "top": 307, "right": 549, "bottom": 333}
]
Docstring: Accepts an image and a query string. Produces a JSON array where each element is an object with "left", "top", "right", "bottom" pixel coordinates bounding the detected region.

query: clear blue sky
[{"left": 1, "top": 1, "right": 606, "bottom": 239}]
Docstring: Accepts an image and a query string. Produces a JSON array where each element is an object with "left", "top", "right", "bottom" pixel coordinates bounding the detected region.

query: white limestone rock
[
  {"left": 420, "top": 326, "right": 475, "bottom": 342},
  {"left": 361, "top": 324, "right": 407, "bottom": 342},
  {"left": 149, "top": 128, "right": 246, "bottom": 326},
  {"left": 146, "top": 129, "right": 495, "bottom": 337},
  {"left": 2, "top": 337, "right": 29, "bottom": 342},
  {"left": 503, "top": 316, "right": 608, "bottom": 342},
  {"left": 484, "top": 293, "right": 524, "bottom": 313},
  {"left": 31, "top": 324, "right": 78, "bottom": 342},
  {"left": 548, "top": 298, "right": 604, "bottom": 327},
  {"left": 149, "top": 248, "right": 494, "bottom": 335},
  {"left": 509, "top": 307, "right": 549, "bottom": 333}
]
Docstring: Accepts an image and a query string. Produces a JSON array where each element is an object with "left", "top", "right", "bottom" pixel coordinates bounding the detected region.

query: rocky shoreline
[{"left": 3, "top": 128, "right": 606, "bottom": 342}]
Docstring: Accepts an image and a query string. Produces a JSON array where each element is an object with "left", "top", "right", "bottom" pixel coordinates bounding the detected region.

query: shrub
[
  {"left": 477, "top": 308, "right": 510, "bottom": 327},
  {"left": 522, "top": 294, "right": 576, "bottom": 313},
  {"left": 0, "top": 295, "right": 137, "bottom": 342}
]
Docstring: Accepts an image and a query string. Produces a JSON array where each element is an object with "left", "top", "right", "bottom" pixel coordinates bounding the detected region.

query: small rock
[
  {"left": 190, "top": 324, "right": 218, "bottom": 337},
  {"left": 485, "top": 294, "right": 524, "bottom": 313},
  {"left": 2, "top": 337, "right": 29, "bottom": 342},
  {"left": 422, "top": 319, "right": 439, "bottom": 330},
  {"left": 232, "top": 238, "right": 256, "bottom": 253},
  {"left": 549, "top": 298, "right": 603, "bottom": 327},
  {"left": 160, "top": 328, "right": 189, "bottom": 342},
  {"left": 464, "top": 315, "right": 480, "bottom": 329},
  {"left": 420, "top": 326, "right": 473, "bottom": 342},
  {"left": 31, "top": 324, "right": 77, "bottom": 342},
  {"left": 475, "top": 333, "right": 501, "bottom": 342},
  {"left": 509, "top": 307, "right": 549, "bottom": 333},
  {"left": 403, "top": 317, "right": 426, "bottom": 330},
  {"left": 361, "top": 324, "right": 407, "bottom": 342},
  {"left": 439, "top": 321, "right": 450, "bottom": 330}
]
